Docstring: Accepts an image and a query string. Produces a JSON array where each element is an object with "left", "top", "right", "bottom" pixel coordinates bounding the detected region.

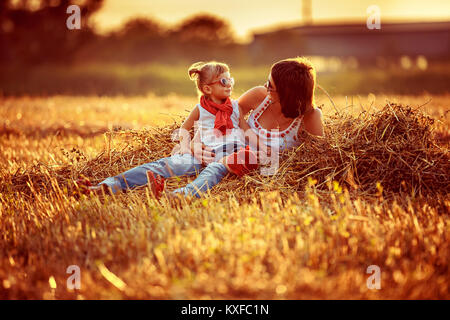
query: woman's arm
[{"left": 237, "top": 86, "right": 267, "bottom": 116}]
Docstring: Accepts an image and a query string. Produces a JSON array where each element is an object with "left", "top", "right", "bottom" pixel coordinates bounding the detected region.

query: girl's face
[{"left": 203, "top": 71, "right": 234, "bottom": 101}]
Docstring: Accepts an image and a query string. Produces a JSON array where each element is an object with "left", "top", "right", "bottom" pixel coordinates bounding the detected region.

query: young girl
[{"left": 79, "top": 61, "right": 258, "bottom": 199}]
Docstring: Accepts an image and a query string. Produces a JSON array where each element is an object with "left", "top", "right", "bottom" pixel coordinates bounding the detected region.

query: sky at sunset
[{"left": 92, "top": 0, "right": 450, "bottom": 41}]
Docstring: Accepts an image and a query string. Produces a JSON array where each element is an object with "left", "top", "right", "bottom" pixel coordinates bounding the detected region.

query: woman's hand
[{"left": 191, "top": 141, "right": 215, "bottom": 165}]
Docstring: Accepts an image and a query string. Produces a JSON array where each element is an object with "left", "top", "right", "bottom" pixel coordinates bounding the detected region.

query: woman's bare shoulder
[
  {"left": 300, "top": 107, "right": 324, "bottom": 137},
  {"left": 309, "top": 107, "right": 323, "bottom": 119},
  {"left": 237, "top": 86, "right": 267, "bottom": 114}
]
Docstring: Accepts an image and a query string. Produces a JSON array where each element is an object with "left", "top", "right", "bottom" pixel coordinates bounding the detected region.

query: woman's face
[{"left": 265, "top": 74, "right": 279, "bottom": 102}]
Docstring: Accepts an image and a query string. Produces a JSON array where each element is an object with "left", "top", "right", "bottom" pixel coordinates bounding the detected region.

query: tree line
[{"left": 0, "top": 0, "right": 253, "bottom": 66}]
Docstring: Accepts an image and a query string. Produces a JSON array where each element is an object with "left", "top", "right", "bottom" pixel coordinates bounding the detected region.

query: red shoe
[
  {"left": 147, "top": 171, "right": 165, "bottom": 198},
  {"left": 74, "top": 176, "right": 113, "bottom": 198},
  {"left": 226, "top": 145, "right": 258, "bottom": 176},
  {"left": 74, "top": 175, "right": 93, "bottom": 196}
]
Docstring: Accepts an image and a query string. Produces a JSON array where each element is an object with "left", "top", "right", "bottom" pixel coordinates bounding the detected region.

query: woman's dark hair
[{"left": 271, "top": 57, "right": 316, "bottom": 118}]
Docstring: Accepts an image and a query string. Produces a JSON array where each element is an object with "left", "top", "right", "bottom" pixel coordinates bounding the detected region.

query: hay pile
[
  {"left": 4, "top": 103, "right": 449, "bottom": 199},
  {"left": 216, "top": 103, "right": 449, "bottom": 199}
]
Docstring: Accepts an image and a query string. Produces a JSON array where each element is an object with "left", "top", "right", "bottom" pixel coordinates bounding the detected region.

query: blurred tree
[
  {"left": 171, "top": 14, "right": 235, "bottom": 45},
  {"left": 80, "top": 17, "right": 168, "bottom": 64},
  {"left": 118, "top": 17, "right": 164, "bottom": 40},
  {"left": 116, "top": 18, "right": 167, "bottom": 63},
  {"left": 164, "top": 14, "right": 237, "bottom": 64},
  {"left": 0, "top": 0, "right": 104, "bottom": 65}
]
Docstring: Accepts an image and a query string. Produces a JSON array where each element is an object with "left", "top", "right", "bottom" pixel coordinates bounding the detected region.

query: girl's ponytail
[{"left": 188, "top": 62, "right": 204, "bottom": 81}]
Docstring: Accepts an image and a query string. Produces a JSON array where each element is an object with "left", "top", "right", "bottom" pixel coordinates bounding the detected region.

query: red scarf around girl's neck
[{"left": 200, "top": 95, "right": 234, "bottom": 135}]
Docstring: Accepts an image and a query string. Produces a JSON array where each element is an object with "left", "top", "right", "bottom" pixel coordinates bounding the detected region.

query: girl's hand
[
  {"left": 191, "top": 142, "right": 215, "bottom": 165},
  {"left": 171, "top": 144, "right": 192, "bottom": 156},
  {"left": 178, "top": 145, "right": 193, "bottom": 155}
]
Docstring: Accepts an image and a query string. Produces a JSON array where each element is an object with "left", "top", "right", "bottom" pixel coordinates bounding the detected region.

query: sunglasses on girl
[{"left": 208, "top": 77, "right": 235, "bottom": 87}]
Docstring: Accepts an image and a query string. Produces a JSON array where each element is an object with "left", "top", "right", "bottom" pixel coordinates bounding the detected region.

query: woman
[{"left": 192, "top": 57, "right": 324, "bottom": 169}]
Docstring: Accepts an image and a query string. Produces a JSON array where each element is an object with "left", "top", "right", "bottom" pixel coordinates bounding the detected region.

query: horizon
[{"left": 92, "top": 0, "right": 450, "bottom": 42}]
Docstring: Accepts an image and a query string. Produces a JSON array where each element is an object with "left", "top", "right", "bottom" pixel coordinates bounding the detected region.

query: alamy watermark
[
  {"left": 66, "top": 5, "right": 81, "bottom": 30},
  {"left": 366, "top": 5, "right": 381, "bottom": 30},
  {"left": 366, "top": 265, "right": 381, "bottom": 289},
  {"left": 66, "top": 265, "right": 81, "bottom": 290}
]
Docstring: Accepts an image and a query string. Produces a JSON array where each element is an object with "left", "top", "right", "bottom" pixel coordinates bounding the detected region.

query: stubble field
[{"left": 0, "top": 93, "right": 448, "bottom": 299}]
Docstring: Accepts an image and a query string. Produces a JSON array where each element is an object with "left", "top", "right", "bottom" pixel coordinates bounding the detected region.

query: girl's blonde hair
[{"left": 188, "top": 61, "right": 229, "bottom": 96}]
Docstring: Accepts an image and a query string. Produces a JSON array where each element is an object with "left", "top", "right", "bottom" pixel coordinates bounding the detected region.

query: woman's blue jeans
[{"left": 99, "top": 143, "right": 242, "bottom": 198}]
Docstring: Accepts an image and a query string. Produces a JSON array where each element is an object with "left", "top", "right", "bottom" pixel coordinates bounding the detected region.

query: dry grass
[{"left": 0, "top": 94, "right": 449, "bottom": 299}]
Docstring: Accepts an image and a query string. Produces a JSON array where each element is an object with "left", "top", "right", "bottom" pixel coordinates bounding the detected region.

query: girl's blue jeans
[{"left": 98, "top": 143, "right": 242, "bottom": 198}]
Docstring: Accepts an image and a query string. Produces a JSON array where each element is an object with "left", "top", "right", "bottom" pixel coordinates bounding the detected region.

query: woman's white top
[
  {"left": 196, "top": 99, "right": 245, "bottom": 149},
  {"left": 247, "top": 95, "right": 303, "bottom": 152}
]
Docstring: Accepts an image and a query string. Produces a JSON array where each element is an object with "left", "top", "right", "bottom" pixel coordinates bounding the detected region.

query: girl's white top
[
  {"left": 247, "top": 95, "right": 303, "bottom": 152},
  {"left": 197, "top": 99, "right": 245, "bottom": 148}
]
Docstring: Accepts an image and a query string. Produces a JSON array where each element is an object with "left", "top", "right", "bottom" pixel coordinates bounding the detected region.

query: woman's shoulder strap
[{"left": 253, "top": 94, "right": 270, "bottom": 113}]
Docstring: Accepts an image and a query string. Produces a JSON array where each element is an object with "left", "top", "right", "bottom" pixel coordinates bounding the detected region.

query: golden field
[{"left": 0, "top": 93, "right": 449, "bottom": 299}]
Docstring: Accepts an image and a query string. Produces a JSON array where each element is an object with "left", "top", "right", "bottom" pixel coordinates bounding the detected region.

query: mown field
[{"left": 0, "top": 93, "right": 449, "bottom": 299}]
